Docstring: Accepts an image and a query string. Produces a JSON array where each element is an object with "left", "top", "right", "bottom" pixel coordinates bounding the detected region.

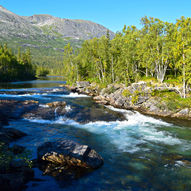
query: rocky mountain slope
[
  {"left": 0, "top": 5, "right": 114, "bottom": 40},
  {"left": 24, "top": 14, "right": 114, "bottom": 40},
  {"left": 0, "top": 5, "right": 114, "bottom": 67}
]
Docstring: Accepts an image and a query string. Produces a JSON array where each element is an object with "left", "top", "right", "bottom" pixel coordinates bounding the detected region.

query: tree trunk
[
  {"left": 183, "top": 63, "right": 186, "bottom": 98},
  {"left": 111, "top": 55, "right": 115, "bottom": 83},
  {"left": 182, "top": 46, "right": 186, "bottom": 98}
]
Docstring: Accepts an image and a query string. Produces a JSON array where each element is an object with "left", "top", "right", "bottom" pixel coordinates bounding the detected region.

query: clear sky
[{"left": 0, "top": 0, "right": 191, "bottom": 32}]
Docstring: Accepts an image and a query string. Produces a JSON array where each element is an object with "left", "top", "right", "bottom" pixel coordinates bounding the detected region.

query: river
[{"left": 0, "top": 77, "right": 191, "bottom": 191}]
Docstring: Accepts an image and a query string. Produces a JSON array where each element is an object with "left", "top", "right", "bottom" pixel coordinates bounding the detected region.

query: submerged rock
[
  {"left": 65, "top": 105, "right": 126, "bottom": 123},
  {"left": 0, "top": 127, "right": 27, "bottom": 144},
  {"left": 0, "top": 100, "right": 39, "bottom": 125},
  {"left": 23, "top": 101, "right": 67, "bottom": 120},
  {"left": 37, "top": 140, "right": 103, "bottom": 169}
]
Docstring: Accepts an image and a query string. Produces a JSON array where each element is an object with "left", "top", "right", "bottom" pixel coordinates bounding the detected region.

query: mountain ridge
[
  {"left": 0, "top": 6, "right": 115, "bottom": 71},
  {"left": 0, "top": 5, "right": 115, "bottom": 40}
]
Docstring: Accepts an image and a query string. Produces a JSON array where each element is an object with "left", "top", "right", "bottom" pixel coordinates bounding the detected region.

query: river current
[{"left": 0, "top": 77, "right": 191, "bottom": 191}]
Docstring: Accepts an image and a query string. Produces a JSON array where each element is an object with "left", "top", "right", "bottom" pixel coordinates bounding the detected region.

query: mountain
[
  {"left": 24, "top": 15, "right": 114, "bottom": 40},
  {"left": 0, "top": 5, "right": 115, "bottom": 72}
]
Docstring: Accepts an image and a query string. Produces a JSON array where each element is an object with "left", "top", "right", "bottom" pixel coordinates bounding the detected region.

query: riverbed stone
[
  {"left": 0, "top": 127, "right": 27, "bottom": 143},
  {"left": 37, "top": 140, "right": 104, "bottom": 169},
  {"left": 46, "top": 101, "right": 66, "bottom": 108}
]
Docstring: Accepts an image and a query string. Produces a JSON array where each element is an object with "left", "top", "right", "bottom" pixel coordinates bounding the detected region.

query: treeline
[
  {"left": 63, "top": 16, "right": 191, "bottom": 98},
  {"left": 0, "top": 44, "right": 36, "bottom": 82},
  {"left": 0, "top": 44, "right": 50, "bottom": 82}
]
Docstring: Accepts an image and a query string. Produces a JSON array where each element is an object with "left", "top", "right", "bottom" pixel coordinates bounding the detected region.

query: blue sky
[{"left": 0, "top": 0, "right": 191, "bottom": 32}]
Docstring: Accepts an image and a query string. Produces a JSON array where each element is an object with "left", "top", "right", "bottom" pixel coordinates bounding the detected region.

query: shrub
[
  {"left": 0, "top": 142, "right": 33, "bottom": 171},
  {"left": 151, "top": 90, "right": 191, "bottom": 111},
  {"left": 122, "top": 89, "right": 132, "bottom": 97}
]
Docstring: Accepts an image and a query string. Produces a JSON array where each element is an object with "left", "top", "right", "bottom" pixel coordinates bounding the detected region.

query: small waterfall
[{"left": 54, "top": 107, "right": 59, "bottom": 119}]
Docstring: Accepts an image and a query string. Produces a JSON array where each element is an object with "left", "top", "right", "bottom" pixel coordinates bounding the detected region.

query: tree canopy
[
  {"left": 62, "top": 17, "right": 191, "bottom": 98},
  {"left": 0, "top": 44, "right": 36, "bottom": 82}
]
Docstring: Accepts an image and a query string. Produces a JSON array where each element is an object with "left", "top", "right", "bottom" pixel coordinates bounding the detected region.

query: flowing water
[{"left": 1, "top": 77, "right": 191, "bottom": 191}]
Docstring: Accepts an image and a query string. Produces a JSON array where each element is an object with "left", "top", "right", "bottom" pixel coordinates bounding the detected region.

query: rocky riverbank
[{"left": 65, "top": 81, "right": 191, "bottom": 121}]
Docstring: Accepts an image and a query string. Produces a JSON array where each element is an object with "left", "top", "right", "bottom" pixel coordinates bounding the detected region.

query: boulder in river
[
  {"left": 37, "top": 140, "right": 103, "bottom": 179},
  {"left": 23, "top": 101, "right": 67, "bottom": 120},
  {"left": 37, "top": 140, "right": 103, "bottom": 169},
  {"left": 0, "top": 100, "right": 39, "bottom": 125},
  {"left": 46, "top": 101, "right": 66, "bottom": 108}
]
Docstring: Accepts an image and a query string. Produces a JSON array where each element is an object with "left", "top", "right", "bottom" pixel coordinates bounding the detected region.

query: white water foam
[
  {"left": 52, "top": 88, "right": 63, "bottom": 92},
  {"left": 39, "top": 104, "right": 49, "bottom": 108},
  {"left": 0, "top": 93, "right": 49, "bottom": 99},
  {"left": 25, "top": 106, "right": 182, "bottom": 153},
  {"left": 46, "top": 92, "right": 90, "bottom": 98},
  {"left": 65, "top": 105, "right": 72, "bottom": 112}
]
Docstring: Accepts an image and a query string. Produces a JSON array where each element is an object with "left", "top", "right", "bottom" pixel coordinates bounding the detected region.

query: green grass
[{"left": 152, "top": 90, "right": 191, "bottom": 111}]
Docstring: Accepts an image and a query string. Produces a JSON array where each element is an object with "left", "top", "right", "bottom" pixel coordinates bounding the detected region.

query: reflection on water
[
  {"left": 1, "top": 77, "right": 191, "bottom": 191},
  {"left": 0, "top": 76, "right": 66, "bottom": 89}
]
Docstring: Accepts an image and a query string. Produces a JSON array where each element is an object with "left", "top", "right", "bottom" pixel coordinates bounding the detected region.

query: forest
[
  {"left": 0, "top": 44, "right": 50, "bottom": 82},
  {"left": 62, "top": 16, "right": 191, "bottom": 98}
]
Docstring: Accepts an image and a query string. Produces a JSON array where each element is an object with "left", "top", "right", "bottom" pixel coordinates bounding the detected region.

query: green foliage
[
  {"left": 104, "top": 86, "right": 116, "bottom": 94},
  {"left": 131, "top": 90, "right": 141, "bottom": 104},
  {"left": 61, "top": 16, "right": 191, "bottom": 98},
  {"left": 36, "top": 66, "right": 49, "bottom": 77},
  {"left": 0, "top": 142, "right": 13, "bottom": 170},
  {"left": 131, "top": 95, "right": 139, "bottom": 105},
  {"left": 15, "top": 150, "right": 33, "bottom": 168},
  {"left": 0, "top": 142, "right": 33, "bottom": 170},
  {"left": 152, "top": 90, "right": 191, "bottom": 111},
  {"left": 122, "top": 89, "right": 131, "bottom": 97},
  {"left": 0, "top": 44, "right": 36, "bottom": 82}
]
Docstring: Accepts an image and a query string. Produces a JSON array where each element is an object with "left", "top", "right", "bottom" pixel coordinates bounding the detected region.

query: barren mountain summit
[{"left": 0, "top": 6, "right": 114, "bottom": 40}]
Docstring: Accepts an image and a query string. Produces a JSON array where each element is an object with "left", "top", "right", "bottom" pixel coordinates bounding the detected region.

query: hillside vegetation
[
  {"left": 0, "top": 44, "right": 36, "bottom": 82},
  {"left": 63, "top": 16, "right": 191, "bottom": 99}
]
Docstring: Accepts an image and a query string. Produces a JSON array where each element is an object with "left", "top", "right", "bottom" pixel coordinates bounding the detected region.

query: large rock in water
[{"left": 37, "top": 140, "right": 103, "bottom": 169}]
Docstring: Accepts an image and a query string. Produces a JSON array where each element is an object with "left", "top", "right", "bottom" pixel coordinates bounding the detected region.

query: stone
[
  {"left": 136, "top": 96, "right": 150, "bottom": 105},
  {"left": 177, "top": 108, "right": 189, "bottom": 115},
  {"left": 172, "top": 108, "right": 190, "bottom": 119},
  {"left": 37, "top": 140, "right": 104, "bottom": 169},
  {"left": 0, "top": 100, "right": 38, "bottom": 123},
  {"left": 76, "top": 81, "right": 90, "bottom": 88},
  {"left": 46, "top": 101, "right": 66, "bottom": 108},
  {"left": 115, "top": 97, "right": 126, "bottom": 107}
]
